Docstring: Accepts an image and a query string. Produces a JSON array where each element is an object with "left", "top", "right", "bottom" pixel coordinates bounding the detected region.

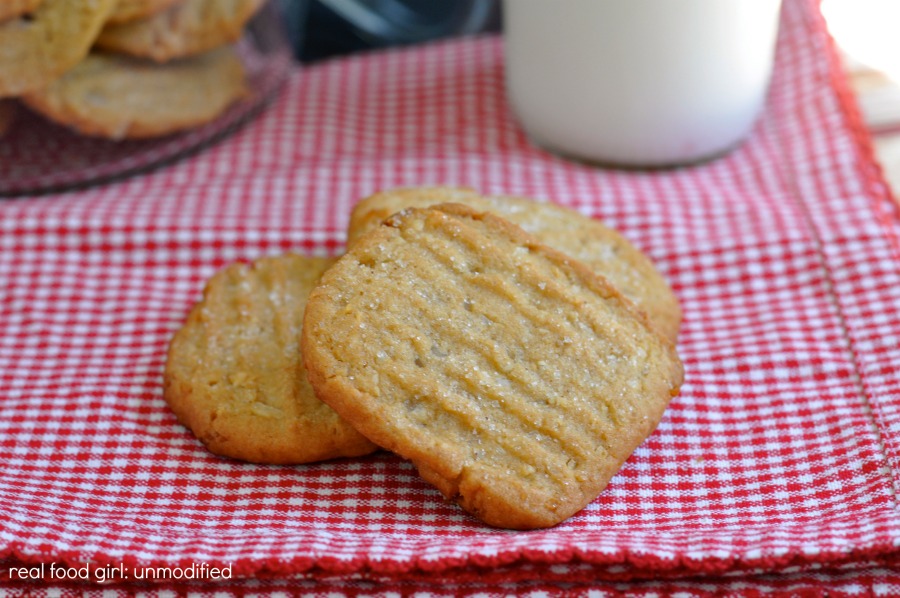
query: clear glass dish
[{"left": 0, "top": 1, "right": 293, "bottom": 197}]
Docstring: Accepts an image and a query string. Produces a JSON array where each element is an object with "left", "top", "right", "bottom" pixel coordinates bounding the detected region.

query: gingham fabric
[{"left": 2, "top": 0, "right": 900, "bottom": 594}]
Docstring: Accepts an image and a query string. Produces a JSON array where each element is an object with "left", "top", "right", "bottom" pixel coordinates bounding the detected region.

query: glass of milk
[{"left": 503, "top": 0, "right": 783, "bottom": 167}]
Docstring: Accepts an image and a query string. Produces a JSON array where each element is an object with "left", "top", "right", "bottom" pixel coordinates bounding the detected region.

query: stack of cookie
[
  {"left": 0, "top": 0, "right": 263, "bottom": 139},
  {"left": 164, "top": 188, "right": 684, "bottom": 529}
]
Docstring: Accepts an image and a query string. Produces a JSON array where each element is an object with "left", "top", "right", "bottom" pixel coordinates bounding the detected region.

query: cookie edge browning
[
  {"left": 163, "top": 254, "right": 378, "bottom": 465},
  {"left": 96, "top": 0, "right": 266, "bottom": 62},
  {"left": 405, "top": 205, "right": 684, "bottom": 527},
  {"left": 487, "top": 193, "right": 683, "bottom": 341},
  {"left": 106, "top": 0, "right": 182, "bottom": 25},
  {"left": 347, "top": 187, "right": 683, "bottom": 342},
  {"left": 21, "top": 47, "right": 249, "bottom": 140},
  {"left": 346, "top": 187, "right": 484, "bottom": 246},
  {"left": 0, "top": 0, "right": 42, "bottom": 23},
  {"left": 303, "top": 204, "right": 683, "bottom": 528}
]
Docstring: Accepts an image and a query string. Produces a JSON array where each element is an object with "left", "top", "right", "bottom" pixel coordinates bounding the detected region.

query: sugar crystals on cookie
[
  {"left": 302, "top": 203, "right": 683, "bottom": 529},
  {"left": 164, "top": 254, "right": 378, "bottom": 465}
]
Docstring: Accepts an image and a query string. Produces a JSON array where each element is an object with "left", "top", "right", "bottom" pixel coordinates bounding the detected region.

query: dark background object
[{"left": 280, "top": 0, "right": 501, "bottom": 63}]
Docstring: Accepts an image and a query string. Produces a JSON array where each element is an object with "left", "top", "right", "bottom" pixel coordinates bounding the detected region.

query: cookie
[
  {"left": 347, "top": 187, "right": 682, "bottom": 341},
  {"left": 0, "top": 0, "right": 42, "bottom": 22},
  {"left": 303, "top": 204, "right": 683, "bottom": 529},
  {"left": 107, "top": 0, "right": 182, "bottom": 25},
  {"left": 21, "top": 46, "right": 248, "bottom": 139},
  {"left": 0, "top": 0, "right": 117, "bottom": 97},
  {"left": 164, "top": 254, "right": 378, "bottom": 465},
  {"left": 96, "top": 0, "right": 265, "bottom": 62}
]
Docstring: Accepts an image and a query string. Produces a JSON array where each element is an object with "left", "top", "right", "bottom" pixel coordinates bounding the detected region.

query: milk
[{"left": 503, "top": 0, "right": 783, "bottom": 167}]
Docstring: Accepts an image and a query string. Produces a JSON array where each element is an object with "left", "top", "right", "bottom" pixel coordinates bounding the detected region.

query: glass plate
[{"left": 0, "top": 2, "right": 293, "bottom": 197}]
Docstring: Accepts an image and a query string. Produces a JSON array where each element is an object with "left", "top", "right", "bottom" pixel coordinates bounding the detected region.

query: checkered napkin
[{"left": 2, "top": 0, "right": 900, "bottom": 594}]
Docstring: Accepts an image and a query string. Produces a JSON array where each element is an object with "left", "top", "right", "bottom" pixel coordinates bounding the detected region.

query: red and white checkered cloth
[{"left": 2, "top": 0, "right": 900, "bottom": 594}]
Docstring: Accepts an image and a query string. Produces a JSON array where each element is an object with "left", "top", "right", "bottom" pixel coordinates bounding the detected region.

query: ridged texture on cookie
[
  {"left": 164, "top": 254, "right": 378, "bottom": 464},
  {"left": 0, "top": 0, "right": 42, "bottom": 22},
  {"left": 303, "top": 205, "right": 683, "bottom": 529},
  {"left": 21, "top": 47, "right": 247, "bottom": 139},
  {"left": 107, "top": 0, "right": 182, "bottom": 25},
  {"left": 347, "top": 187, "right": 682, "bottom": 341},
  {"left": 96, "top": 0, "right": 265, "bottom": 62},
  {"left": 0, "top": 0, "right": 117, "bottom": 97}
]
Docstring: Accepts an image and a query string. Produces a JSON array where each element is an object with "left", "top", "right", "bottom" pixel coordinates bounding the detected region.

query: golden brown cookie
[
  {"left": 164, "top": 254, "right": 378, "bottom": 465},
  {"left": 303, "top": 204, "right": 683, "bottom": 529},
  {"left": 347, "top": 188, "right": 682, "bottom": 341},
  {"left": 0, "top": 0, "right": 42, "bottom": 22},
  {"left": 96, "top": 0, "right": 265, "bottom": 62},
  {"left": 0, "top": 0, "right": 117, "bottom": 97},
  {"left": 21, "top": 46, "right": 248, "bottom": 139},
  {"left": 107, "top": 0, "right": 182, "bottom": 25}
]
